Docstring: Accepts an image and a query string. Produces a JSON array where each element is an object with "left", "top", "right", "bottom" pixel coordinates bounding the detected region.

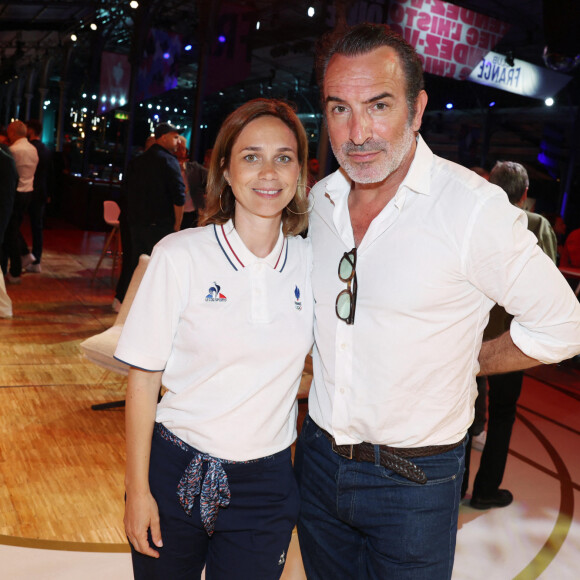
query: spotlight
[
  {"left": 184, "top": 44, "right": 192, "bottom": 52},
  {"left": 445, "top": 103, "right": 453, "bottom": 109},
  {"left": 489, "top": 101, "right": 496, "bottom": 107},
  {"left": 70, "top": 34, "right": 78, "bottom": 42},
  {"left": 545, "top": 97, "right": 555, "bottom": 107},
  {"left": 90, "top": 23, "right": 98, "bottom": 31},
  {"left": 308, "top": 7, "right": 315, "bottom": 17},
  {"left": 218, "top": 35, "right": 226, "bottom": 43},
  {"left": 130, "top": 1, "right": 139, "bottom": 9}
]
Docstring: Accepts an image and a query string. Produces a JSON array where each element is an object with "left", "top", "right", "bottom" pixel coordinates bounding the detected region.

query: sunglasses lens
[
  {"left": 336, "top": 291, "right": 352, "bottom": 319},
  {"left": 339, "top": 255, "right": 353, "bottom": 281}
]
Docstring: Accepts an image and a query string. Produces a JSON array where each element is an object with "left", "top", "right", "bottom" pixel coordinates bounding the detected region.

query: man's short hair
[
  {"left": 489, "top": 161, "right": 529, "bottom": 205},
  {"left": 26, "top": 119, "right": 43, "bottom": 137},
  {"left": 7, "top": 120, "right": 27, "bottom": 141},
  {"left": 315, "top": 23, "right": 424, "bottom": 116},
  {"left": 154, "top": 122, "right": 181, "bottom": 140}
]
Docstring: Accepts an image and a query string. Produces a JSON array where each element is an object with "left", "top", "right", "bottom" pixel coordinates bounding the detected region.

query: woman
[
  {"left": 115, "top": 99, "right": 312, "bottom": 579},
  {"left": 176, "top": 135, "right": 208, "bottom": 230}
]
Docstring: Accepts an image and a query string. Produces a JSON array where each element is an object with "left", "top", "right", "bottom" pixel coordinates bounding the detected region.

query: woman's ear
[{"left": 221, "top": 158, "right": 230, "bottom": 185}]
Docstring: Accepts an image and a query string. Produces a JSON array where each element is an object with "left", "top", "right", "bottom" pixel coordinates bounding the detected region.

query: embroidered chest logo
[
  {"left": 294, "top": 285, "right": 302, "bottom": 310},
  {"left": 205, "top": 282, "right": 227, "bottom": 302}
]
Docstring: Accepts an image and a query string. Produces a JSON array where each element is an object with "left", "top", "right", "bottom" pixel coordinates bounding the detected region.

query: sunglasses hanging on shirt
[{"left": 335, "top": 247, "right": 357, "bottom": 325}]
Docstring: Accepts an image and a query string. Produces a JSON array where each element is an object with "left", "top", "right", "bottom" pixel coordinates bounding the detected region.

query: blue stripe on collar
[{"left": 214, "top": 224, "right": 239, "bottom": 272}]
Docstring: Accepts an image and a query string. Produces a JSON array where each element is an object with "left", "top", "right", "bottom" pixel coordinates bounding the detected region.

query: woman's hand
[{"left": 124, "top": 489, "right": 163, "bottom": 558}]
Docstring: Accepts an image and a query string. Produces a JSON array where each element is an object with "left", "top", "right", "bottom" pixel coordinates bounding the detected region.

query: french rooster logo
[{"left": 205, "top": 282, "right": 227, "bottom": 302}]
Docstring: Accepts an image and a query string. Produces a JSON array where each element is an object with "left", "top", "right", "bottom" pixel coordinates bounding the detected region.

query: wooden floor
[
  {"left": 1, "top": 219, "right": 580, "bottom": 579},
  {"left": 0, "top": 222, "right": 128, "bottom": 547}
]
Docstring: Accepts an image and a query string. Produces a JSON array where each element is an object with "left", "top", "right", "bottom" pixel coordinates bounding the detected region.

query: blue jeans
[{"left": 295, "top": 415, "right": 465, "bottom": 580}]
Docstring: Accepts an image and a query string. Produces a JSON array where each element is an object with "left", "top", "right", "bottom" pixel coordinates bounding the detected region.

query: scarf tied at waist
[{"left": 156, "top": 422, "right": 261, "bottom": 536}]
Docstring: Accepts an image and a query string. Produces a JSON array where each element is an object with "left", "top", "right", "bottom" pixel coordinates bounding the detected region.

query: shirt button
[
  {"left": 340, "top": 343, "right": 348, "bottom": 351},
  {"left": 340, "top": 388, "right": 345, "bottom": 394}
]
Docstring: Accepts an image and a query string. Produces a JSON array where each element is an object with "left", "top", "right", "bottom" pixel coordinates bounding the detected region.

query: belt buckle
[{"left": 332, "top": 440, "right": 353, "bottom": 460}]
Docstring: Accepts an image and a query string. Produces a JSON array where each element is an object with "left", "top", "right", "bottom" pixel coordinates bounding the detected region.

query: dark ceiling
[
  {"left": 1, "top": 0, "right": 579, "bottom": 172},
  {"left": 2, "top": 0, "right": 579, "bottom": 106}
]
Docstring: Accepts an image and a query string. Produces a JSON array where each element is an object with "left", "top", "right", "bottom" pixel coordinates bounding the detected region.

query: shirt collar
[
  {"left": 214, "top": 219, "right": 287, "bottom": 272},
  {"left": 398, "top": 134, "right": 432, "bottom": 198}
]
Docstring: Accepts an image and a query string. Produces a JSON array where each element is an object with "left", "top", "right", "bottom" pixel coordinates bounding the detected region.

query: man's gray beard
[{"left": 332, "top": 128, "right": 415, "bottom": 185}]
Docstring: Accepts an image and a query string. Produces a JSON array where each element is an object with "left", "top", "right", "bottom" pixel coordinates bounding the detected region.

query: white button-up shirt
[
  {"left": 308, "top": 135, "right": 580, "bottom": 447},
  {"left": 9, "top": 137, "right": 38, "bottom": 193}
]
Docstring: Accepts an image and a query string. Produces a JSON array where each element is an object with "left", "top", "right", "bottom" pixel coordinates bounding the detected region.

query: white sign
[{"left": 468, "top": 51, "right": 571, "bottom": 99}]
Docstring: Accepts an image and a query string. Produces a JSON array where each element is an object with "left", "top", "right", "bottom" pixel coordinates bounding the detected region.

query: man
[
  {"left": 123, "top": 122, "right": 185, "bottom": 299},
  {"left": 3, "top": 120, "right": 38, "bottom": 283},
  {"left": 113, "top": 135, "right": 156, "bottom": 311},
  {"left": 295, "top": 23, "right": 580, "bottom": 579},
  {"left": 464, "top": 161, "right": 558, "bottom": 510},
  {"left": 0, "top": 145, "right": 18, "bottom": 316},
  {"left": 490, "top": 161, "right": 557, "bottom": 262},
  {"left": 19, "top": 119, "right": 52, "bottom": 273}
]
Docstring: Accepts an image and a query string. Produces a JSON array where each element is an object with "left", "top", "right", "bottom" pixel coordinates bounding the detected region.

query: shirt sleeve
[
  {"left": 465, "top": 192, "right": 580, "bottom": 364},
  {"left": 536, "top": 217, "right": 558, "bottom": 264},
  {"left": 114, "top": 243, "right": 185, "bottom": 370}
]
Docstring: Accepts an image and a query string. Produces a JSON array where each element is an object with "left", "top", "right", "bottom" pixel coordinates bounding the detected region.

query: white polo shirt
[
  {"left": 308, "top": 135, "right": 580, "bottom": 448},
  {"left": 115, "top": 220, "right": 313, "bottom": 461}
]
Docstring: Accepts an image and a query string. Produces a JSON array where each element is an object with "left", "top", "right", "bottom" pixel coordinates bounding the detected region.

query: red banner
[
  {"left": 387, "top": 0, "right": 510, "bottom": 80},
  {"left": 99, "top": 52, "right": 131, "bottom": 113}
]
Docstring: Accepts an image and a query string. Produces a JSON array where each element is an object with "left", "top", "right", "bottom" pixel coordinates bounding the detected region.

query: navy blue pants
[{"left": 131, "top": 427, "right": 299, "bottom": 580}]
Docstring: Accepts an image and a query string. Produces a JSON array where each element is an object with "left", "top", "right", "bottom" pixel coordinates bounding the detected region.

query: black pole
[{"left": 190, "top": 0, "right": 222, "bottom": 163}]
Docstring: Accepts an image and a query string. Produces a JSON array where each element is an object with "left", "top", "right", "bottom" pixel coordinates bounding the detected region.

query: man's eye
[
  {"left": 331, "top": 105, "right": 348, "bottom": 114},
  {"left": 374, "top": 102, "right": 388, "bottom": 111}
]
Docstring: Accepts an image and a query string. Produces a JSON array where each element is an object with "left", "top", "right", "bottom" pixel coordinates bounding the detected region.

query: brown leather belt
[{"left": 319, "top": 427, "right": 464, "bottom": 485}]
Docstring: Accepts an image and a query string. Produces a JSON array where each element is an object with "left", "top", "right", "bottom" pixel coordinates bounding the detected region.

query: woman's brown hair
[{"left": 199, "top": 98, "right": 309, "bottom": 236}]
